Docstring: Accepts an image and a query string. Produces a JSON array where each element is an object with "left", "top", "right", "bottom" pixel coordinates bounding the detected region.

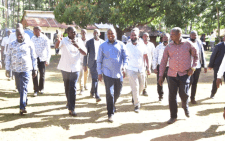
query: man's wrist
[{"left": 191, "top": 67, "right": 196, "bottom": 71}]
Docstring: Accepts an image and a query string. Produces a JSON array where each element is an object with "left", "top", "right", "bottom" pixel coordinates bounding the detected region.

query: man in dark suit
[
  {"left": 208, "top": 35, "right": 225, "bottom": 98},
  {"left": 83, "top": 29, "right": 104, "bottom": 102}
]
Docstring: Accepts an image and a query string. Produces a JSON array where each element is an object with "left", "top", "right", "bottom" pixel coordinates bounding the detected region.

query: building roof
[{"left": 21, "top": 10, "right": 97, "bottom": 30}]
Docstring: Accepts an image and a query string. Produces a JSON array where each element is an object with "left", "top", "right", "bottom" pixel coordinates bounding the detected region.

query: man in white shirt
[
  {"left": 55, "top": 26, "right": 87, "bottom": 116},
  {"left": 126, "top": 28, "right": 150, "bottom": 113},
  {"left": 78, "top": 29, "right": 89, "bottom": 94},
  {"left": 31, "top": 26, "right": 51, "bottom": 97},
  {"left": 209, "top": 32, "right": 216, "bottom": 51},
  {"left": 83, "top": 29, "right": 104, "bottom": 102},
  {"left": 152, "top": 33, "right": 170, "bottom": 101},
  {"left": 189, "top": 31, "right": 207, "bottom": 104},
  {"left": 142, "top": 32, "right": 155, "bottom": 96},
  {"left": 1, "top": 30, "right": 11, "bottom": 70}
]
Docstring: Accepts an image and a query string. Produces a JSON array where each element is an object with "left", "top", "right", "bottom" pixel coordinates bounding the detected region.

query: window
[{"left": 45, "top": 33, "right": 51, "bottom": 40}]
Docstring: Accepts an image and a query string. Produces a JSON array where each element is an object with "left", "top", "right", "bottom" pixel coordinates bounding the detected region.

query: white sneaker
[{"left": 108, "top": 115, "right": 114, "bottom": 122}]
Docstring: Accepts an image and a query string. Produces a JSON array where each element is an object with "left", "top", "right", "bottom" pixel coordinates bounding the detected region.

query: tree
[{"left": 54, "top": 0, "right": 165, "bottom": 39}]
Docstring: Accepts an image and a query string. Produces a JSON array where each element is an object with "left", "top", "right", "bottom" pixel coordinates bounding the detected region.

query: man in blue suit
[{"left": 83, "top": 29, "right": 104, "bottom": 102}]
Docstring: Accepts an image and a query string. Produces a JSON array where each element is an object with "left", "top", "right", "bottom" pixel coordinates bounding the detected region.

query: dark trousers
[
  {"left": 211, "top": 67, "right": 225, "bottom": 96},
  {"left": 33, "top": 57, "right": 46, "bottom": 92},
  {"left": 15, "top": 71, "right": 31, "bottom": 110},
  {"left": 90, "top": 61, "right": 100, "bottom": 99},
  {"left": 157, "top": 65, "right": 168, "bottom": 98},
  {"left": 103, "top": 74, "right": 123, "bottom": 117},
  {"left": 55, "top": 48, "right": 59, "bottom": 55},
  {"left": 167, "top": 74, "right": 190, "bottom": 118},
  {"left": 190, "top": 68, "right": 201, "bottom": 100},
  {"left": 61, "top": 70, "right": 79, "bottom": 111}
]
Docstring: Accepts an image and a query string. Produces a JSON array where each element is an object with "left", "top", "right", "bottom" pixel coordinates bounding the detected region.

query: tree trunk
[
  {"left": 216, "top": 7, "right": 220, "bottom": 42},
  {"left": 29, "top": 0, "right": 30, "bottom": 9},
  {"left": 5, "top": 0, "right": 8, "bottom": 27},
  {"left": 17, "top": 0, "right": 20, "bottom": 23},
  {"left": 114, "top": 26, "right": 123, "bottom": 41},
  {"left": 12, "top": 0, "right": 15, "bottom": 28}
]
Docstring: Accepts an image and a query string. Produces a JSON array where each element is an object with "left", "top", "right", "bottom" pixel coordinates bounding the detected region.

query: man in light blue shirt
[{"left": 97, "top": 27, "right": 128, "bottom": 122}]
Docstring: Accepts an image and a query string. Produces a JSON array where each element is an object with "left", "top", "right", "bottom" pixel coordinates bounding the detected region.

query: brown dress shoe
[{"left": 20, "top": 109, "right": 27, "bottom": 115}]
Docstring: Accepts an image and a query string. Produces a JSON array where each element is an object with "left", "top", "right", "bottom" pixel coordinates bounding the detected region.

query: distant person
[
  {"left": 53, "top": 30, "right": 59, "bottom": 55},
  {"left": 31, "top": 26, "right": 51, "bottom": 97},
  {"left": 5, "top": 28, "right": 37, "bottom": 115},
  {"left": 142, "top": 32, "right": 155, "bottom": 96},
  {"left": 84, "top": 29, "right": 104, "bottom": 102},
  {"left": 152, "top": 33, "right": 170, "bottom": 101},
  {"left": 208, "top": 35, "right": 225, "bottom": 99},
  {"left": 209, "top": 32, "right": 216, "bottom": 51},
  {"left": 200, "top": 34, "right": 207, "bottom": 51},
  {"left": 188, "top": 31, "right": 207, "bottom": 104},
  {"left": 122, "top": 33, "right": 128, "bottom": 44},
  {"left": 159, "top": 27, "right": 198, "bottom": 124},
  {"left": 78, "top": 29, "right": 89, "bottom": 94},
  {"left": 55, "top": 26, "right": 87, "bottom": 116},
  {"left": 1, "top": 30, "right": 12, "bottom": 70},
  {"left": 97, "top": 27, "right": 128, "bottom": 122}
]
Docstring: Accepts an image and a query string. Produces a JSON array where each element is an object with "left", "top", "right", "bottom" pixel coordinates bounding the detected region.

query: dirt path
[{"left": 0, "top": 50, "right": 225, "bottom": 141}]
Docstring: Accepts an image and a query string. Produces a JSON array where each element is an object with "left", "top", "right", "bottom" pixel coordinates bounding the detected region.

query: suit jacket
[
  {"left": 188, "top": 38, "right": 207, "bottom": 68},
  {"left": 83, "top": 38, "right": 104, "bottom": 69},
  {"left": 208, "top": 42, "right": 225, "bottom": 69}
]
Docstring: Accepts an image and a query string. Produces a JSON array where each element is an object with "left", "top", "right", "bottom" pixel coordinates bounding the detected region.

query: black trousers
[
  {"left": 33, "top": 57, "right": 46, "bottom": 92},
  {"left": 211, "top": 67, "right": 225, "bottom": 96},
  {"left": 167, "top": 74, "right": 190, "bottom": 118},
  {"left": 190, "top": 68, "right": 201, "bottom": 100},
  {"left": 157, "top": 65, "right": 168, "bottom": 98}
]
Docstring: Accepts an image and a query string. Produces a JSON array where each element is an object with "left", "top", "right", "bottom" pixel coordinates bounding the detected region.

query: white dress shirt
[
  {"left": 94, "top": 39, "right": 101, "bottom": 60},
  {"left": 126, "top": 40, "right": 147, "bottom": 73},
  {"left": 217, "top": 54, "right": 225, "bottom": 78},
  {"left": 1, "top": 36, "right": 9, "bottom": 55},
  {"left": 80, "top": 39, "right": 87, "bottom": 65},
  {"left": 152, "top": 43, "right": 168, "bottom": 70},
  {"left": 57, "top": 37, "right": 86, "bottom": 72},
  {"left": 192, "top": 41, "right": 201, "bottom": 69},
  {"left": 31, "top": 33, "right": 51, "bottom": 64},
  {"left": 145, "top": 41, "right": 155, "bottom": 68}
]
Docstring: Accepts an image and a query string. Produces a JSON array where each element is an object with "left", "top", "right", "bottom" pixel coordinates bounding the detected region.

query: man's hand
[
  {"left": 32, "top": 70, "right": 37, "bottom": 78},
  {"left": 5, "top": 70, "right": 10, "bottom": 77},
  {"left": 158, "top": 76, "right": 163, "bottom": 86},
  {"left": 208, "top": 67, "right": 212, "bottom": 70},
  {"left": 204, "top": 68, "right": 207, "bottom": 73},
  {"left": 45, "top": 62, "right": 49, "bottom": 66},
  {"left": 122, "top": 70, "right": 126, "bottom": 78},
  {"left": 153, "top": 69, "right": 158, "bottom": 74},
  {"left": 216, "top": 78, "right": 222, "bottom": 88},
  {"left": 83, "top": 66, "right": 87, "bottom": 72},
  {"left": 147, "top": 69, "right": 151, "bottom": 75},
  {"left": 98, "top": 74, "right": 103, "bottom": 82},
  {"left": 187, "top": 68, "right": 194, "bottom": 76}
]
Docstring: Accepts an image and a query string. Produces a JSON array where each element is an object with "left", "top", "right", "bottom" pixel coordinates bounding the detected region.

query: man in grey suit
[{"left": 83, "top": 29, "right": 104, "bottom": 102}]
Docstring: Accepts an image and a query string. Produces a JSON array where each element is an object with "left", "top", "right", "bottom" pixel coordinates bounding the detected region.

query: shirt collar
[{"left": 171, "top": 38, "right": 185, "bottom": 45}]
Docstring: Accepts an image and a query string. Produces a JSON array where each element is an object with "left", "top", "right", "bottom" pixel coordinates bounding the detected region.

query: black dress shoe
[
  {"left": 69, "top": 110, "right": 77, "bottom": 116},
  {"left": 20, "top": 109, "right": 27, "bottom": 115},
  {"left": 210, "top": 94, "right": 215, "bottom": 99},
  {"left": 191, "top": 99, "right": 197, "bottom": 104},
  {"left": 184, "top": 109, "right": 190, "bottom": 118},
  {"left": 167, "top": 118, "right": 177, "bottom": 124},
  {"left": 142, "top": 89, "right": 148, "bottom": 96}
]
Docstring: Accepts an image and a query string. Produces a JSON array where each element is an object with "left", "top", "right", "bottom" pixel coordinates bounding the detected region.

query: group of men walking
[{"left": 3, "top": 23, "right": 225, "bottom": 124}]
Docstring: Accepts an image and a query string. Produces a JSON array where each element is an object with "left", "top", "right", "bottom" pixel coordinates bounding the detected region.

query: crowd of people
[{"left": 1, "top": 23, "right": 225, "bottom": 123}]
